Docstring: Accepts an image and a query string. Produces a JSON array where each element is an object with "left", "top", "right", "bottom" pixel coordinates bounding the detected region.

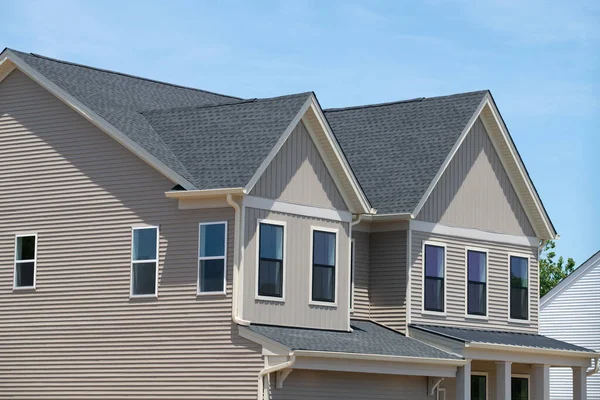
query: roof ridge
[{"left": 12, "top": 49, "right": 242, "bottom": 100}]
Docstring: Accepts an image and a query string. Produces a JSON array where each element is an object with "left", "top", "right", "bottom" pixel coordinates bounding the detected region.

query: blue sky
[{"left": 2, "top": 0, "right": 598, "bottom": 264}]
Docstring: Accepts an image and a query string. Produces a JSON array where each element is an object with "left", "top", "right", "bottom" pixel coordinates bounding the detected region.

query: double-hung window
[
  {"left": 510, "top": 255, "right": 529, "bottom": 320},
  {"left": 424, "top": 243, "right": 445, "bottom": 312},
  {"left": 467, "top": 249, "right": 487, "bottom": 316},
  {"left": 130, "top": 226, "right": 158, "bottom": 297},
  {"left": 14, "top": 234, "right": 37, "bottom": 289},
  {"left": 311, "top": 228, "right": 337, "bottom": 304},
  {"left": 198, "top": 222, "right": 227, "bottom": 294},
  {"left": 257, "top": 221, "right": 285, "bottom": 299}
]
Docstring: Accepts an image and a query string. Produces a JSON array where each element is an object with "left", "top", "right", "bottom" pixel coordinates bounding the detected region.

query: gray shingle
[
  {"left": 411, "top": 324, "right": 597, "bottom": 354},
  {"left": 324, "top": 92, "right": 487, "bottom": 214},
  {"left": 247, "top": 319, "right": 461, "bottom": 359}
]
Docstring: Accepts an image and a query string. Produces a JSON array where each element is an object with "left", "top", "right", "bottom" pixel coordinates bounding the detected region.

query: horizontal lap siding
[
  {"left": 351, "top": 230, "right": 370, "bottom": 318},
  {"left": 0, "top": 70, "right": 262, "bottom": 399},
  {"left": 410, "top": 230, "right": 539, "bottom": 332}
]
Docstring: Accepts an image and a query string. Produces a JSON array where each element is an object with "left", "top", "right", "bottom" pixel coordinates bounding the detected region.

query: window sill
[
  {"left": 466, "top": 314, "right": 489, "bottom": 321},
  {"left": 255, "top": 295, "right": 285, "bottom": 303},
  {"left": 197, "top": 291, "right": 227, "bottom": 297},
  {"left": 13, "top": 286, "right": 36, "bottom": 292},
  {"left": 309, "top": 300, "right": 337, "bottom": 308},
  {"left": 508, "top": 318, "right": 530, "bottom": 324},
  {"left": 129, "top": 294, "right": 158, "bottom": 302},
  {"left": 421, "top": 310, "right": 447, "bottom": 317}
]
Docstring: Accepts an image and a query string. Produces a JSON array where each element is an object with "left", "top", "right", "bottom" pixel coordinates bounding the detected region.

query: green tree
[{"left": 539, "top": 240, "right": 576, "bottom": 298}]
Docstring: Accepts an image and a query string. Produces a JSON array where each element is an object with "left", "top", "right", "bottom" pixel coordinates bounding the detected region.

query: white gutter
[
  {"left": 257, "top": 355, "right": 296, "bottom": 400},
  {"left": 361, "top": 213, "right": 414, "bottom": 222},
  {"left": 466, "top": 342, "right": 599, "bottom": 359},
  {"left": 166, "top": 187, "right": 245, "bottom": 198},
  {"left": 587, "top": 357, "right": 599, "bottom": 377},
  {"left": 226, "top": 194, "right": 250, "bottom": 326},
  {"left": 293, "top": 350, "right": 466, "bottom": 366}
]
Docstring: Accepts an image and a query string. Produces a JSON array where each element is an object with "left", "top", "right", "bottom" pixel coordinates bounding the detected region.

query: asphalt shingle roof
[
  {"left": 325, "top": 92, "right": 488, "bottom": 214},
  {"left": 411, "top": 324, "right": 597, "bottom": 354},
  {"left": 247, "top": 319, "right": 461, "bottom": 359}
]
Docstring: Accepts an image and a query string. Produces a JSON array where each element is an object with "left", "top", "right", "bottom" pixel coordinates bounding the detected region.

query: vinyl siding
[
  {"left": 417, "top": 118, "right": 535, "bottom": 237},
  {"left": 540, "top": 257, "right": 600, "bottom": 399},
  {"left": 351, "top": 230, "right": 370, "bottom": 318},
  {"left": 410, "top": 230, "right": 539, "bottom": 333},
  {"left": 0, "top": 69, "right": 263, "bottom": 399},
  {"left": 271, "top": 370, "right": 429, "bottom": 400},
  {"left": 242, "top": 207, "right": 350, "bottom": 331},
  {"left": 250, "top": 121, "right": 347, "bottom": 211},
  {"left": 369, "top": 230, "right": 407, "bottom": 332}
]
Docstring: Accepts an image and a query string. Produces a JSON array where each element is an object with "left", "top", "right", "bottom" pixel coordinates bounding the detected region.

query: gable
[
  {"left": 417, "top": 118, "right": 536, "bottom": 237},
  {"left": 250, "top": 121, "right": 348, "bottom": 210}
]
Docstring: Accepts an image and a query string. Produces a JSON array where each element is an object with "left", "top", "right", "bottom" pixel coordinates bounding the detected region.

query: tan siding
[
  {"left": 272, "top": 370, "right": 429, "bottom": 400},
  {"left": 250, "top": 121, "right": 348, "bottom": 210},
  {"left": 0, "top": 70, "right": 263, "bottom": 399},
  {"left": 417, "top": 118, "right": 535, "bottom": 237},
  {"left": 369, "top": 230, "right": 407, "bottom": 332},
  {"left": 351, "top": 230, "right": 370, "bottom": 318},
  {"left": 242, "top": 207, "right": 350, "bottom": 330},
  {"left": 410, "top": 230, "right": 539, "bottom": 333}
]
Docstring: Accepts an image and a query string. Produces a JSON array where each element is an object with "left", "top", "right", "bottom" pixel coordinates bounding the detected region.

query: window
[
  {"left": 471, "top": 374, "right": 487, "bottom": 400},
  {"left": 437, "top": 388, "right": 446, "bottom": 400},
  {"left": 510, "top": 255, "right": 529, "bottom": 320},
  {"left": 350, "top": 239, "right": 355, "bottom": 310},
  {"left": 130, "top": 226, "right": 158, "bottom": 297},
  {"left": 257, "top": 221, "right": 284, "bottom": 299},
  {"left": 424, "top": 243, "right": 445, "bottom": 312},
  {"left": 311, "top": 228, "right": 337, "bottom": 304},
  {"left": 467, "top": 249, "right": 487, "bottom": 316},
  {"left": 511, "top": 376, "right": 529, "bottom": 400},
  {"left": 198, "top": 222, "right": 227, "bottom": 294},
  {"left": 14, "top": 234, "right": 37, "bottom": 289}
]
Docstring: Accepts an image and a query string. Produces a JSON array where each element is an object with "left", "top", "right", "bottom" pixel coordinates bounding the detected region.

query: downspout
[
  {"left": 226, "top": 194, "right": 250, "bottom": 326},
  {"left": 257, "top": 355, "right": 296, "bottom": 400},
  {"left": 587, "top": 357, "right": 599, "bottom": 377},
  {"left": 348, "top": 214, "right": 363, "bottom": 331}
]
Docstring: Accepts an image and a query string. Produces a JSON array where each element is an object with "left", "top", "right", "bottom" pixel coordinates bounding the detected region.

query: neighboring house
[
  {"left": 540, "top": 251, "right": 600, "bottom": 399},
  {"left": 0, "top": 47, "right": 597, "bottom": 400}
]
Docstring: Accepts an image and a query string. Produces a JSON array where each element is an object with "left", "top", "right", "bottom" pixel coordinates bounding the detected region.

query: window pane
[
  {"left": 471, "top": 375, "right": 486, "bottom": 400},
  {"left": 16, "top": 262, "right": 35, "bottom": 287},
  {"left": 200, "top": 223, "right": 225, "bottom": 257},
  {"left": 425, "top": 245, "right": 444, "bottom": 278},
  {"left": 511, "top": 377, "right": 528, "bottom": 400},
  {"left": 425, "top": 277, "right": 444, "bottom": 311},
  {"left": 510, "top": 256, "right": 528, "bottom": 288},
  {"left": 132, "top": 262, "right": 156, "bottom": 295},
  {"left": 259, "top": 223, "right": 283, "bottom": 261},
  {"left": 200, "top": 259, "right": 225, "bottom": 292},
  {"left": 468, "top": 251, "right": 486, "bottom": 283},
  {"left": 312, "top": 265, "right": 335, "bottom": 302},
  {"left": 133, "top": 228, "right": 157, "bottom": 261},
  {"left": 16, "top": 236, "right": 36, "bottom": 261},
  {"left": 258, "top": 259, "right": 283, "bottom": 297},
  {"left": 511, "top": 287, "right": 528, "bottom": 320},
  {"left": 313, "top": 231, "right": 336, "bottom": 267},
  {"left": 468, "top": 282, "right": 487, "bottom": 315}
]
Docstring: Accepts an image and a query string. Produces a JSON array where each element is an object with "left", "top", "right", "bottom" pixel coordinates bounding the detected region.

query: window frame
[
  {"left": 129, "top": 225, "right": 159, "bottom": 298},
  {"left": 511, "top": 374, "right": 530, "bottom": 400},
  {"left": 349, "top": 238, "right": 355, "bottom": 313},
  {"left": 197, "top": 221, "right": 228, "bottom": 296},
  {"left": 508, "top": 253, "right": 531, "bottom": 323},
  {"left": 422, "top": 241, "right": 447, "bottom": 315},
  {"left": 309, "top": 226, "right": 339, "bottom": 307},
  {"left": 471, "top": 371, "right": 489, "bottom": 400},
  {"left": 255, "top": 219, "right": 286, "bottom": 302},
  {"left": 465, "top": 247, "right": 489, "bottom": 319},
  {"left": 13, "top": 233, "right": 38, "bottom": 290}
]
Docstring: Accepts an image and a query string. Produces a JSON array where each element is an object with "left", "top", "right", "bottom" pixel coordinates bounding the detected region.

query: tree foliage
[{"left": 539, "top": 240, "right": 576, "bottom": 298}]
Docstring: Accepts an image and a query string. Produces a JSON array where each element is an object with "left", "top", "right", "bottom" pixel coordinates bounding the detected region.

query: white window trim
[
  {"left": 129, "top": 225, "right": 159, "bottom": 298},
  {"left": 349, "top": 238, "right": 356, "bottom": 313},
  {"left": 464, "top": 247, "right": 489, "bottom": 320},
  {"left": 197, "top": 221, "right": 228, "bottom": 296},
  {"left": 511, "top": 373, "right": 531, "bottom": 400},
  {"left": 508, "top": 252, "right": 531, "bottom": 324},
  {"left": 471, "top": 371, "right": 489, "bottom": 400},
  {"left": 309, "top": 226, "right": 339, "bottom": 307},
  {"left": 13, "top": 233, "right": 38, "bottom": 290},
  {"left": 421, "top": 240, "right": 447, "bottom": 316},
  {"left": 255, "top": 219, "right": 286, "bottom": 302},
  {"left": 436, "top": 387, "right": 446, "bottom": 400}
]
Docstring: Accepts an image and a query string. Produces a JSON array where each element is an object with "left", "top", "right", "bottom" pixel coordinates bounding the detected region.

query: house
[
  {"left": 540, "top": 251, "right": 600, "bottom": 399},
  {"left": 0, "top": 47, "right": 597, "bottom": 400}
]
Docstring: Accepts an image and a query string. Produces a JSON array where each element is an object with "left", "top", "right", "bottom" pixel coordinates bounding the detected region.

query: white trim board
[{"left": 243, "top": 195, "right": 352, "bottom": 223}]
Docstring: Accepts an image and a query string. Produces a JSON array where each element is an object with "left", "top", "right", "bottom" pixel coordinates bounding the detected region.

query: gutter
[
  {"left": 292, "top": 350, "right": 466, "bottom": 366},
  {"left": 226, "top": 194, "right": 250, "bottom": 326},
  {"left": 466, "top": 342, "right": 599, "bottom": 359},
  {"left": 166, "top": 187, "right": 245, "bottom": 198},
  {"left": 257, "top": 355, "right": 296, "bottom": 400}
]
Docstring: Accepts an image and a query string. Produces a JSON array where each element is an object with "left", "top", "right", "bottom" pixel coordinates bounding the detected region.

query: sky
[{"left": 1, "top": 0, "right": 598, "bottom": 265}]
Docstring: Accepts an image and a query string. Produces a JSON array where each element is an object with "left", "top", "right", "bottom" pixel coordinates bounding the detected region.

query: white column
[
  {"left": 456, "top": 360, "right": 472, "bottom": 400},
  {"left": 532, "top": 364, "right": 550, "bottom": 400},
  {"left": 496, "top": 361, "right": 512, "bottom": 400},
  {"left": 573, "top": 366, "right": 587, "bottom": 400}
]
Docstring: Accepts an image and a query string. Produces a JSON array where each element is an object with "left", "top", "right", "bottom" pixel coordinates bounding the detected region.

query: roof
[
  {"left": 324, "top": 92, "right": 488, "bottom": 214},
  {"left": 541, "top": 250, "right": 600, "bottom": 307},
  {"left": 411, "top": 324, "right": 596, "bottom": 354},
  {"left": 247, "top": 319, "right": 461, "bottom": 360}
]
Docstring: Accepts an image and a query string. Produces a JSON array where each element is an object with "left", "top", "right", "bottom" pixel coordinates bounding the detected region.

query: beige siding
[
  {"left": 417, "top": 118, "right": 535, "bottom": 237},
  {"left": 271, "top": 370, "right": 429, "bottom": 400},
  {"left": 250, "top": 121, "right": 348, "bottom": 210},
  {"left": 242, "top": 207, "right": 350, "bottom": 330},
  {"left": 0, "top": 70, "right": 263, "bottom": 399},
  {"left": 410, "top": 230, "right": 539, "bottom": 333},
  {"left": 351, "top": 230, "right": 370, "bottom": 318},
  {"left": 369, "top": 230, "right": 407, "bottom": 332}
]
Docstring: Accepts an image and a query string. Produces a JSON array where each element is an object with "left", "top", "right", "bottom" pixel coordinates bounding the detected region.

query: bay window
[
  {"left": 424, "top": 243, "right": 445, "bottom": 312},
  {"left": 510, "top": 255, "right": 529, "bottom": 320},
  {"left": 311, "top": 228, "right": 337, "bottom": 304},
  {"left": 467, "top": 249, "right": 487, "bottom": 316},
  {"left": 257, "top": 221, "right": 285, "bottom": 299}
]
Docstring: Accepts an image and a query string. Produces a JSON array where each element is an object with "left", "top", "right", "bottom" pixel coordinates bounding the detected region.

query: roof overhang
[{"left": 165, "top": 187, "right": 246, "bottom": 199}]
